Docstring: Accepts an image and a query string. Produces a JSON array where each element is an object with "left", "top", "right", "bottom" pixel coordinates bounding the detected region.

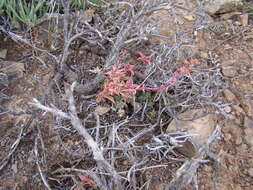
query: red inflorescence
[{"left": 97, "top": 53, "right": 201, "bottom": 103}]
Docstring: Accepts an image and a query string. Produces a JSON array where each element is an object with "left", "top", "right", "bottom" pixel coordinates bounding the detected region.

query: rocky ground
[{"left": 0, "top": 0, "right": 253, "bottom": 190}]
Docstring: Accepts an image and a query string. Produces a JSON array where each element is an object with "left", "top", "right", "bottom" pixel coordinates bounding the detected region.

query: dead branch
[
  {"left": 31, "top": 82, "right": 123, "bottom": 190},
  {"left": 0, "top": 114, "right": 34, "bottom": 172},
  {"left": 165, "top": 125, "right": 221, "bottom": 190},
  {"left": 34, "top": 135, "right": 53, "bottom": 190}
]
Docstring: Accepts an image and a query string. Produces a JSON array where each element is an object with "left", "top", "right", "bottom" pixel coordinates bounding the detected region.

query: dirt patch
[{"left": 0, "top": 1, "right": 253, "bottom": 190}]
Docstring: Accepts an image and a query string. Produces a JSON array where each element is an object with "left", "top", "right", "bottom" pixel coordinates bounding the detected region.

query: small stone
[
  {"left": 244, "top": 128, "right": 253, "bottom": 147},
  {"left": 94, "top": 106, "right": 110, "bottom": 116},
  {"left": 239, "top": 14, "right": 249, "bottom": 26},
  {"left": 235, "top": 136, "right": 242, "bottom": 145},
  {"left": 222, "top": 66, "right": 237, "bottom": 77},
  {"left": 122, "top": 160, "right": 128, "bottom": 165},
  {"left": 194, "top": 30, "right": 198, "bottom": 37},
  {"left": 223, "top": 90, "right": 236, "bottom": 102},
  {"left": 224, "top": 44, "right": 233, "bottom": 50},
  {"left": 183, "top": 15, "right": 195, "bottom": 21},
  {"left": 248, "top": 168, "right": 253, "bottom": 177},
  {"left": 244, "top": 117, "right": 253, "bottom": 128},
  {"left": 234, "top": 21, "right": 241, "bottom": 26},
  {"left": 224, "top": 106, "right": 232, "bottom": 113},
  {"left": 0, "top": 49, "right": 7, "bottom": 59},
  {"left": 224, "top": 133, "right": 232, "bottom": 141}
]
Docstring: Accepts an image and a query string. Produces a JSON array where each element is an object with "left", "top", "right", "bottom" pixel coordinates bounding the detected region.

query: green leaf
[
  {"left": 6, "top": 4, "right": 22, "bottom": 22},
  {"left": 18, "top": 1, "right": 28, "bottom": 19},
  {"left": 35, "top": 0, "right": 45, "bottom": 12},
  {"left": 87, "top": 0, "right": 102, "bottom": 6}
]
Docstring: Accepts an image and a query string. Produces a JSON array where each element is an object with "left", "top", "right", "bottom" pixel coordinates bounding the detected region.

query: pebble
[
  {"left": 248, "top": 158, "right": 253, "bottom": 165},
  {"left": 244, "top": 117, "right": 253, "bottom": 128},
  {"left": 235, "top": 136, "right": 242, "bottom": 145},
  {"left": 0, "top": 49, "right": 7, "bottom": 59},
  {"left": 223, "top": 90, "right": 236, "bottom": 102},
  {"left": 94, "top": 106, "right": 110, "bottom": 116},
  {"left": 224, "top": 133, "right": 232, "bottom": 141},
  {"left": 224, "top": 44, "right": 233, "bottom": 50},
  {"left": 248, "top": 168, "right": 253, "bottom": 177},
  {"left": 183, "top": 15, "right": 195, "bottom": 21},
  {"left": 222, "top": 66, "right": 237, "bottom": 77},
  {"left": 122, "top": 160, "right": 128, "bottom": 165},
  {"left": 234, "top": 21, "right": 241, "bottom": 26},
  {"left": 244, "top": 128, "right": 253, "bottom": 147},
  {"left": 224, "top": 106, "right": 232, "bottom": 113},
  {"left": 241, "top": 144, "right": 248, "bottom": 151}
]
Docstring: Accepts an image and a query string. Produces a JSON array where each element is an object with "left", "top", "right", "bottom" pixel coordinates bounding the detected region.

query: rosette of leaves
[
  {"left": 0, "top": 0, "right": 6, "bottom": 15},
  {"left": 71, "top": 0, "right": 102, "bottom": 9},
  {"left": 1, "top": 0, "right": 102, "bottom": 27},
  {"left": 5, "top": 0, "right": 50, "bottom": 27}
]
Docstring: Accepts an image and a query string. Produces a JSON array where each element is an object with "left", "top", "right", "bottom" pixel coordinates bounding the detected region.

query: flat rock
[
  {"left": 0, "top": 61, "right": 24, "bottom": 86},
  {"left": 222, "top": 66, "right": 237, "bottom": 77},
  {"left": 167, "top": 109, "right": 216, "bottom": 146},
  {"left": 244, "top": 117, "right": 253, "bottom": 148},
  {"left": 203, "top": 0, "right": 243, "bottom": 15}
]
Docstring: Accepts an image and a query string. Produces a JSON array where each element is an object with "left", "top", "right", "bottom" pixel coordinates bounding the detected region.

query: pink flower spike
[
  {"left": 136, "top": 86, "right": 145, "bottom": 91},
  {"left": 106, "top": 65, "right": 125, "bottom": 79},
  {"left": 124, "top": 64, "right": 135, "bottom": 76},
  {"left": 137, "top": 52, "right": 151, "bottom": 64},
  {"left": 174, "top": 71, "right": 180, "bottom": 77}
]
